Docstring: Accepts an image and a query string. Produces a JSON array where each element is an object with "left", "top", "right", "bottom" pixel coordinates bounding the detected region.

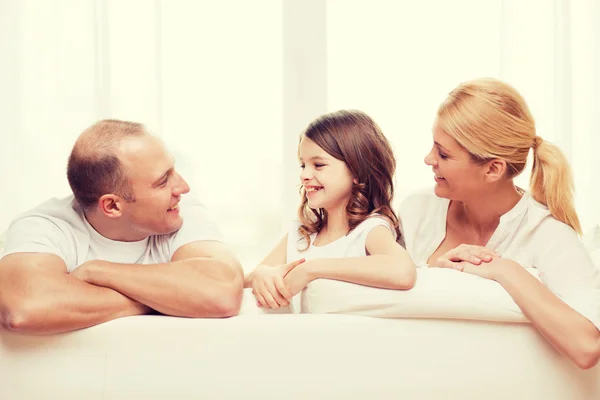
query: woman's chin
[{"left": 433, "top": 183, "right": 450, "bottom": 199}]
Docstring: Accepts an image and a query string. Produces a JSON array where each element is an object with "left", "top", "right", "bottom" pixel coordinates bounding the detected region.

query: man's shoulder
[
  {"left": 2, "top": 195, "right": 84, "bottom": 266},
  {"left": 10, "top": 194, "right": 84, "bottom": 229}
]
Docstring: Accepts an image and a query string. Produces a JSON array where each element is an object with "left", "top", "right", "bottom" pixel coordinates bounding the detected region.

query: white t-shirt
[
  {"left": 0, "top": 195, "right": 223, "bottom": 272},
  {"left": 286, "top": 215, "right": 396, "bottom": 313},
  {"left": 399, "top": 187, "right": 600, "bottom": 330}
]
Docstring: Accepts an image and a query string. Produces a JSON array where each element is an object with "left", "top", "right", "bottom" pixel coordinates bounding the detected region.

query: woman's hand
[
  {"left": 458, "top": 256, "right": 522, "bottom": 281},
  {"left": 250, "top": 258, "right": 305, "bottom": 309},
  {"left": 430, "top": 244, "right": 499, "bottom": 271}
]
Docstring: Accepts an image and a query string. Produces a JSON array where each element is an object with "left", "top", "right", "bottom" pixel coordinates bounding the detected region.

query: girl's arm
[
  {"left": 286, "top": 225, "right": 416, "bottom": 295},
  {"left": 244, "top": 234, "right": 304, "bottom": 309}
]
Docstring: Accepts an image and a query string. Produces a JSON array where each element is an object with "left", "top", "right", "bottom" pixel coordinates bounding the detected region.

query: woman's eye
[{"left": 315, "top": 164, "right": 325, "bottom": 168}]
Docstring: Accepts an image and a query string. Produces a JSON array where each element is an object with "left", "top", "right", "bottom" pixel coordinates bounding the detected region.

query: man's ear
[
  {"left": 98, "top": 194, "right": 124, "bottom": 218},
  {"left": 484, "top": 159, "right": 507, "bottom": 183}
]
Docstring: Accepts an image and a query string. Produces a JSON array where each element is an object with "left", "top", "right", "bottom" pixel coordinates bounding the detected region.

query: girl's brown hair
[{"left": 297, "top": 110, "right": 403, "bottom": 249}]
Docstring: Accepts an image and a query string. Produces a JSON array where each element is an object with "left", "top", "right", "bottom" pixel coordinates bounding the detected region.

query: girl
[{"left": 245, "top": 110, "right": 416, "bottom": 311}]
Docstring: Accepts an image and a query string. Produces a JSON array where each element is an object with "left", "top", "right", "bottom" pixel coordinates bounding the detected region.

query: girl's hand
[
  {"left": 283, "top": 261, "right": 314, "bottom": 297},
  {"left": 430, "top": 244, "right": 499, "bottom": 271},
  {"left": 251, "top": 258, "right": 305, "bottom": 309}
]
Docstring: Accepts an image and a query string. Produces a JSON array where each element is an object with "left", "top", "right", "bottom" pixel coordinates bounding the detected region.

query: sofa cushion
[{"left": 299, "top": 267, "right": 532, "bottom": 323}]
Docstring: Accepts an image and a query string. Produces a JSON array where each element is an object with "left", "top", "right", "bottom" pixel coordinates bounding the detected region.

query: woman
[{"left": 399, "top": 78, "right": 600, "bottom": 369}]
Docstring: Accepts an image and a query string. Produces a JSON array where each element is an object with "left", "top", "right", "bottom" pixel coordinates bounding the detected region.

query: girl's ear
[{"left": 353, "top": 177, "right": 359, "bottom": 185}]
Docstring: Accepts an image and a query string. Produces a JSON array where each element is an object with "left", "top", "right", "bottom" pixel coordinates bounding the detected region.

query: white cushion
[{"left": 300, "top": 267, "right": 533, "bottom": 323}]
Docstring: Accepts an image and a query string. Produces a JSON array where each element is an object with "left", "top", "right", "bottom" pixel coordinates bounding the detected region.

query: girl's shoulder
[{"left": 350, "top": 214, "right": 396, "bottom": 239}]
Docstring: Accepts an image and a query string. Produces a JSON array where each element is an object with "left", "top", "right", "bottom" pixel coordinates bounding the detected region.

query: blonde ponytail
[{"left": 530, "top": 138, "right": 582, "bottom": 234}]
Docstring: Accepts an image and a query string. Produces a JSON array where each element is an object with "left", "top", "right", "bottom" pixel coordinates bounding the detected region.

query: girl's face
[
  {"left": 298, "top": 137, "right": 356, "bottom": 212},
  {"left": 424, "top": 120, "right": 487, "bottom": 201}
]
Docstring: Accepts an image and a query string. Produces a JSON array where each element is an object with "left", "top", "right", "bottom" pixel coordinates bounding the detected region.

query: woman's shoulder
[{"left": 518, "top": 192, "right": 581, "bottom": 244}]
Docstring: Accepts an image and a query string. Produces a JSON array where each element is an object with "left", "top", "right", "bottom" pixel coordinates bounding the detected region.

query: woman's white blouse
[{"left": 399, "top": 188, "right": 600, "bottom": 330}]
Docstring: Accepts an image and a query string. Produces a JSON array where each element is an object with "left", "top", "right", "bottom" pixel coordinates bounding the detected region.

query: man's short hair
[{"left": 67, "top": 119, "right": 146, "bottom": 212}]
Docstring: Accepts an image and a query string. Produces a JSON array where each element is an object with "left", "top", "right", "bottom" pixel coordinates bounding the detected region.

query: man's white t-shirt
[
  {"left": 399, "top": 187, "right": 600, "bottom": 330},
  {"left": 0, "top": 195, "right": 223, "bottom": 272},
  {"left": 285, "top": 215, "right": 396, "bottom": 313}
]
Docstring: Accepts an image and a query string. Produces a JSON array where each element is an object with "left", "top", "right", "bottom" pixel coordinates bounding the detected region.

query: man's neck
[{"left": 84, "top": 211, "right": 147, "bottom": 242}]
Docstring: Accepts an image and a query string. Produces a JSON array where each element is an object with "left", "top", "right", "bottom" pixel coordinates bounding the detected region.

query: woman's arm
[
  {"left": 441, "top": 220, "right": 600, "bottom": 370},
  {"left": 488, "top": 259, "right": 600, "bottom": 369}
]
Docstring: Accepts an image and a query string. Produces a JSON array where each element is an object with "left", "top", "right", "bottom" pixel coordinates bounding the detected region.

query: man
[{"left": 0, "top": 119, "right": 243, "bottom": 334}]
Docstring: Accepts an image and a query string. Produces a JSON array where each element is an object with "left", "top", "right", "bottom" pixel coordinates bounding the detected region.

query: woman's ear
[
  {"left": 353, "top": 177, "right": 359, "bottom": 185},
  {"left": 484, "top": 159, "right": 507, "bottom": 182}
]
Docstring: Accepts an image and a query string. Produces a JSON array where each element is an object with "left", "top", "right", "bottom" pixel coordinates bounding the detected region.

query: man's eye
[{"left": 159, "top": 179, "right": 169, "bottom": 186}]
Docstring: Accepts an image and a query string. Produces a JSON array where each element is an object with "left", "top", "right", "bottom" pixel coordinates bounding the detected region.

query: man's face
[{"left": 117, "top": 135, "right": 190, "bottom": 238}]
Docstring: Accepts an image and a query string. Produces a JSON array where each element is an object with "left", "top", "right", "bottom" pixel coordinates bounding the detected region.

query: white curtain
[{"left": 1, "top": 0, "right": 598, "bottom": 265}]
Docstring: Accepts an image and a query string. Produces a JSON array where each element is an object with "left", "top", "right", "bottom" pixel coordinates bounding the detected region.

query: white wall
[{"left": 1, "top": 0, "right": 598, "bottom": 265}]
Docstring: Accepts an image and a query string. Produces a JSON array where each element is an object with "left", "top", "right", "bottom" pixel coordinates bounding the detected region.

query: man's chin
[{"left": 159, "top": 218, "right": 184, "bottom": 235}]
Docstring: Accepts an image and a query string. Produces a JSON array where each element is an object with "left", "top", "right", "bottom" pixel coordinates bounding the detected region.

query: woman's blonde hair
[{"left": 437, "top": 78, "right": 581, "bottom": 234}]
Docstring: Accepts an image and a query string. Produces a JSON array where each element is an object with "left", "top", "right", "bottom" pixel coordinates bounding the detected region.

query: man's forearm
[
  {"left": 0, "top": 278, "right": 151, "bottom": 335},
  {"left": 82, "top": 258, "right": 243, "bottom": 318}
]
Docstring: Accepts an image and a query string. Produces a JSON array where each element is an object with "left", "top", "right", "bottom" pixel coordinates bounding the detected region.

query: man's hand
[{"left": 70, "top": 259, "right": 108, "bottom": 283}]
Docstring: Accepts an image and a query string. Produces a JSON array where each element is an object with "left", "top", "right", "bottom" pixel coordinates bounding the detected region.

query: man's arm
[
  {"left": 74, "top": 241, "right": 244, "bottom": 318},
  {"left": 0, "top": 253, "right": 152, "bottom": 335}
]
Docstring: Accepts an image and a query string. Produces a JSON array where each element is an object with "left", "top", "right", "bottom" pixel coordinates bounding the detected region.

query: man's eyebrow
[{"left": 151, "top": 168, "right": 173, "bottom": 188}]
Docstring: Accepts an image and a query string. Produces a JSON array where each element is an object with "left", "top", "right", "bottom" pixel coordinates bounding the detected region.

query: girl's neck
[{"left": 320, "top": 205, "right": 350, "bottom": 239}]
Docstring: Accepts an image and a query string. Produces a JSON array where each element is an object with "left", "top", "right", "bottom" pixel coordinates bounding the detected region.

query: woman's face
[{"left": 424, "top": 120, "right": 488, "bottom": 201}]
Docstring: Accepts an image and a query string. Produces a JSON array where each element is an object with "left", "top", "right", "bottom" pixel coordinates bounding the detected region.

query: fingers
[
  {"left": 260, "top": 290, "right": 280, "bottom": 309},
  {"left": 253, "top": 281, "right": 290, "bottom": 309},
  {"left": 253, "top": 290, "right": 269, "bottom": 309},
  {"left": 450, "top": 245, "right": 499, "bottom": 264},
  {"left": 268, "top": 282, "right": 290, "bottom": 307},
  {"left": 275, "top": 276, "right": 292, "bottom": 300},
  {"left": 284, "top": 258, "right": 306, "bottom": 273},
  {"left": 451, "top": 249, "right": 484, "bottom": 265}
]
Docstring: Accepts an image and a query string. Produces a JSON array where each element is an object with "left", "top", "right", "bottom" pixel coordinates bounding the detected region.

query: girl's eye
[
  {"left": 300, "top": 164, "right": 305, "bottom": 169},
  {"left": 315, "top": 164, "right": 325, "bottom": 168}
]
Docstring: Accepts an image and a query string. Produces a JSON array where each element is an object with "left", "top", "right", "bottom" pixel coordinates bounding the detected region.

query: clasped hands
[{"left": 249, "top": 258, "right": 309, "bottom": 309}]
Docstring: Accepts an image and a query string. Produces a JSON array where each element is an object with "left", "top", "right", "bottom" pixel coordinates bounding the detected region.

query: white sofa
[{"left": 2, "top": 268, "right": 599, "bottom": 400}]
